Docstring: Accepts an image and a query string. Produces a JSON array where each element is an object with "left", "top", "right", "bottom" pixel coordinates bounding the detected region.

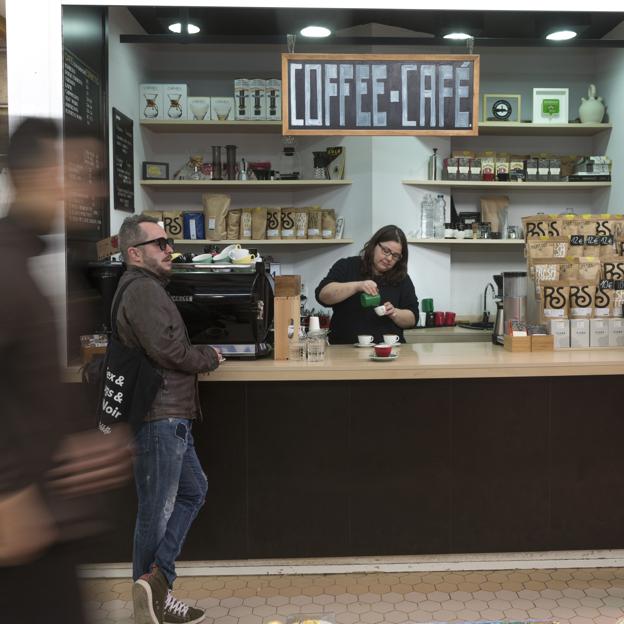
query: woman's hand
[
  {"left": 384, "top": 302, "right": 397, "bottom": 319},
  {"left": 359, "top": 280, "right": 379, "bottom": 295}
]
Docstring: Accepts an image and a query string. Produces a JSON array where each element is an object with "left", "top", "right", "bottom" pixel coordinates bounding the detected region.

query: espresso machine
[{"left": 492, "top": 272, "right": 527, "bottom": 345}]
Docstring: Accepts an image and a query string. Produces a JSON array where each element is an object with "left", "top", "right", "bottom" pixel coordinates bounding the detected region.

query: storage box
[
  {"left": 210, "top": 97, "right": 235, "bottom": 121},
  {"left": 234, "top": 79, "right": 250, "bottom": 120},
  {"left": 609, "top": 317, "right": 624, "bottom": 347},
  {"left": 590, "top": 318, "right": 610, "bottom": 347},
  {"left": 265, "top": 79, "right": 281, "bottom": 121},
  {"left": 163, "top": 84, "right": 188, "bottom": 120},
  {"left": 140, "top": 84, "right": 164, "bottom": 120},
  {"left": 249, "top": 79, "right": 266, "bottom": 120},
  {"left": 549, "top": 319, "right": 570, "bottom": 349},
  {"left": 503, "top": 335, "right": 531, "bottom": 352},
  {"left": 531, "top": 335, "right": 554, "bottom": 351},
  {"left": 183, "top": 212, "right": 205, "bottom": 240},
  {"left": 187, "top": 96, "right": 210, "bottom": 121},
  {"left": 570, "top": 319, "right": 590, "bottom": 348}
]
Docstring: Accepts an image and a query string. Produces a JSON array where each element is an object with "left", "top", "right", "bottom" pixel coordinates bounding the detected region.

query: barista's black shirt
[{"left": 315, "top": 256, "right": 419, "bottom": 345}]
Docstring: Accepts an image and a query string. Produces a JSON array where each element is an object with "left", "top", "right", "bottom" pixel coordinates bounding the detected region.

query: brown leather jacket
[{"left": 114, "top": 266, "right": 219, "bottom": 422}]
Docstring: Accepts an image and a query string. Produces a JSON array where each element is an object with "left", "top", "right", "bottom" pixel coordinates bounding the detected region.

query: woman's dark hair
[{"left": 360, "top": 225, "right": 408, "bottom": 285}]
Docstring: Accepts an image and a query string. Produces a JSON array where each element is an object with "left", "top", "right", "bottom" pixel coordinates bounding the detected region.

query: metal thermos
[
  {"left": 492, "top": 273, "right": 504, "bottom": 345},
  {"left": 502, "top": 271, "right": 527, "bottom": 332},
  {"left": 428, "top": 148, "right": 439, "bottom": 180}
]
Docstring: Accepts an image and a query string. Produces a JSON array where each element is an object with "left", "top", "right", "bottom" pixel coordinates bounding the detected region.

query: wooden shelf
[
  {"left": 403, "top": 180, "right": 611, "bottom": 190},
  {"left": 409, "top": 238, "right": 524, "bottom": 246},
  {"left": 173, "top": 239, "right": 353, "bottom": 246},
  {"left": 478, "top": 121, "right": 612, "bottom": 136},
  {"left": 142, "top": 179, "right": 352, "bottom": 190},
  {"left": 140, "top": 120, "right": 282, "bottom": 134}
]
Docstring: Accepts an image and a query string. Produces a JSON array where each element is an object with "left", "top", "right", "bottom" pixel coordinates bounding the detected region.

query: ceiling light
[
  {"left": 300, "top": 26, "right": 331, "bottom": 38},
  {"left": 168, "top": 22, "right": 200, "bottom": 35},
  {"left": 443, "top": 32, "right": 472, "bottom": 40},
  {"left": 546, "top": 29, "right": 577, "bottom": 41}
]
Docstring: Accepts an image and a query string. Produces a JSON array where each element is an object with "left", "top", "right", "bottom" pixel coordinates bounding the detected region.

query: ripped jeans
[{"left": 132, "top": 418, "right": 208, "bottom": 587}]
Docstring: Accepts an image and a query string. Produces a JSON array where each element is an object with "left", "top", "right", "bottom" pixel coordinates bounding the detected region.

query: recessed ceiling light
[
  {"left": 300, "top": 26, "right": 332, "bottom": 38},
  {"left": 168, "top": 22, "right": 200, "bottom": 35},
  {"left": 443, "top": 32, "right": 472, "bottom": 40},
  {"left": 546, "top": 29, "right": 577, "bottom": 41}
]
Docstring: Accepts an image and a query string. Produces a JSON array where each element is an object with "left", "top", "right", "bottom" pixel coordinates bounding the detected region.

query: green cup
[
  {"left": 360, "top": 292, "right": 381, "bottom": 308},
  {"left": 421, "top": 298, "right": 434, "bottom": 313}
]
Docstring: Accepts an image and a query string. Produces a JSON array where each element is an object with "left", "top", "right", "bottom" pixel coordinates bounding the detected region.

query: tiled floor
[{"left": 82, "top": 568, "right": 624, "bottom": 624}]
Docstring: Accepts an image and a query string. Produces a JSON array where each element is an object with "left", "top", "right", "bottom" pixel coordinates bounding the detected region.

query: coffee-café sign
[{"left": 282, "top": 53, "right": 479, "bottom": 136}]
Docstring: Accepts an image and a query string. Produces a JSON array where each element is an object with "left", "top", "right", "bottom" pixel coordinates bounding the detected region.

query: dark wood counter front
[{"left": 71, "top": 345, "right": 624, "bottom": 563}]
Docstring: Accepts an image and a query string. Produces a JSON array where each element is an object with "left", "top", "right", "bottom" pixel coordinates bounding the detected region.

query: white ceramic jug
[{"left": 579, "top": 84, "right": 605, "bottom": 124}]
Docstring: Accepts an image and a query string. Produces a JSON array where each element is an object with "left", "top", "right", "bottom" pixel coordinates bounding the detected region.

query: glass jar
[{"left": 306, "top": 331, "right": 327, "bottom": 362}]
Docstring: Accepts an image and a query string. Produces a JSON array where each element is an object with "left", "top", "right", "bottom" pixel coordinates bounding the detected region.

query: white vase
[{"left": 579, "top": 84, "right": 605, "bottom": 124}]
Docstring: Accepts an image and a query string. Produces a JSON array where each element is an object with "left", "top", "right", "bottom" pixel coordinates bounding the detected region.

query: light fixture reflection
[
  {"left": 546, "top": 29, "right": 577, "bottom": 41},
  {"left": 300, "top": 26, "right": 332, "bottom": 38},
  {"left": 168, "top": 22, "right": 201, "bottom": 34},
  {"left": 443, "top": 32, "right": 472, "bottom": 40}
]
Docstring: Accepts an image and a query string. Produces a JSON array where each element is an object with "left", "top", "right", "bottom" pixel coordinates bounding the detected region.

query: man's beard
[{"left": 142, "top": 253, "right": 171, "bottom": 277}]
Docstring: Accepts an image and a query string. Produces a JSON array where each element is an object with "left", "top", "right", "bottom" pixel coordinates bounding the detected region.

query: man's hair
[
  {"left": 7, "top": 117, "right": 60, "bottom": 174},
  {"left": 118, "top": 214, "right": 160, "bottom": 262}
]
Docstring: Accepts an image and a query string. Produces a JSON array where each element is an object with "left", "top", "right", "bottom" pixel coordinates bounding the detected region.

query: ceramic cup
[
  {"left": 232, "top": 254, "right": 256, "bottom": 264},
  {"left": 358, "top": 335, "right": 374, "bottom": 345},
  {"left": 383, "top": 334, "right": 400, "bottom": 345},
  {"left": 374, "top": 305, "right": 387, "bottom": 317},
  {"left": 229, "top": 247, "right": 250, "bottom": 261},
  {"left": 374, "top": 344, "right": 393, "bottom": 357},
  {"left": 308, "top": 316, "right": 321, "bottom": 332}
]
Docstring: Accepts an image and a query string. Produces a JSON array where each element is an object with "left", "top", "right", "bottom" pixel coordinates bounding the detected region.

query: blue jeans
[{"left": 132, "top": 418, "right": 208, "bottom": 587}]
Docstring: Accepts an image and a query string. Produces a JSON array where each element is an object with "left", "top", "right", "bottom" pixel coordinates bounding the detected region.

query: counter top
[{"left": 64, "top": 344, "right": 624, "bottom": 384}]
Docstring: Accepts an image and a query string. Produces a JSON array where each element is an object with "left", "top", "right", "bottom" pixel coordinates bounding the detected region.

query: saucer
[
  {"left": 353, "top": 343, "right": 374, "bottom": 348},
  {"left": 369, "top": 353, "right": 398, "bottom": 361}
]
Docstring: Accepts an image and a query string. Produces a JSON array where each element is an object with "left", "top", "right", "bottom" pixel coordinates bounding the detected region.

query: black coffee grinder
[{"left": 492, "top": 274, "right": 505, "bottom": 345}]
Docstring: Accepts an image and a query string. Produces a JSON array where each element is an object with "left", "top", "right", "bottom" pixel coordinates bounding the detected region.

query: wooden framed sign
[{"left": 282, "top": 53, "right": 479, "bottom": 136}]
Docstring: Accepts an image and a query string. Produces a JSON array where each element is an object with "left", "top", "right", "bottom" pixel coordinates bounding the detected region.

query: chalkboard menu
[
  {"left": 112, "top": 108, "right": 134, "bottom": 213},
  {"left": 63, "top": 47, "right": 107, "bottom": 240},
  {"left": 282, "top": 53, "right": 479, "bottom": 136}
]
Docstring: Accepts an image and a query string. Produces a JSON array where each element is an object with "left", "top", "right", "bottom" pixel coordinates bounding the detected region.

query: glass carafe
[
  {"left": 167, "top": 93, "right": 183, "bottom": 119},
  {"left": 143, "top": 93, "right": 159, "bottom": 118}
]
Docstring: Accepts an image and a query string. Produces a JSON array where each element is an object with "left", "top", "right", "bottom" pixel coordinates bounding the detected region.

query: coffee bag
[
  {"left": 281, "top": 207, "right": 295, "bottom": 238},
  {"left": 595, "top": 280, "right": 615, "bottom": 318},
  {"left": 240, "top": 208, "right": 252, "bottom": 240},
  {"left": 295, "top": 208, "right": 308, "bottom": 239},
  {"left": 251, "top": 207, "right": 267, "bottom": 239},
  {"left": 227, "top": 209, "right": 242, "bottom": 239},
  {"left": 307, "top": 206, "right": 322, "bottom": 239},
  {"left": 602, "top": 257, "right": 624, "bottom": 281},
  {"left": 163, "top": 211, "right": 183, "bottom": 240},
  {"left": 202, "top": 194, "right": 230, "bottom": 241},
  {"left": 322, "top": 209, "right": 337, "bottom": 239},
  {"left": 522, "top": 215, "right": 562, "bottom": 238},
  {"left": 266, "top": 207, "right": 281, "bottom": 239},
  {"left": 541, "top": 281, "right": 569, "bottom": 322},
  {"left": 568, "top": 281, "right": 595, "bottom": 319}
]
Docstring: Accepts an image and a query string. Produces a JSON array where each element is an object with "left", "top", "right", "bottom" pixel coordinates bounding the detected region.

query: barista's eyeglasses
[
  {"left": 378, "top": 242, "right": 402, "bottom": 262},
  {"left": 134, "top": 237, "right": 174, "bottom": 252}
]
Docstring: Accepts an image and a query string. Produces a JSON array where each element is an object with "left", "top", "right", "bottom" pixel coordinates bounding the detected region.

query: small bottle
[
  {"left": 434, "top": 194, "right": 446, "bottom": 239},
  {"left": 428, "top": 148, "right": 440, "bottom": 180}
]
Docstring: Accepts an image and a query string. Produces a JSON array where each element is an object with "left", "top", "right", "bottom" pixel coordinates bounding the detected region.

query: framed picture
[
  {"left": 142, "top": 161, "right": 169, "bottom": 180},
  {"left": 335, "top": 216, "right": 345, "bottom": 239},
  {"left": 482, "top": 94, "right": 522, "bottom": 122},
  {"left": 533, "top": 88, "right": 569, "bottom": 124}
]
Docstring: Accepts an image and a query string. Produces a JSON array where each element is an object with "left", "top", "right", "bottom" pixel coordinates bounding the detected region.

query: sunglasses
[
  {"left": 134, "top": 237, "right": 174, "bottom": 252},
  {"left": 378, "top": 242, "right": 402, "bottom": 262}
]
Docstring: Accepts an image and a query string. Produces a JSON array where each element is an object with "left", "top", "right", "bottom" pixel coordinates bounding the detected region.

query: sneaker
[
  {"left": 133, "top": 565, "right": 168, "bottom": 624},
  {"left": 163, "top": 591, "right": 205, "bottom": 624}
]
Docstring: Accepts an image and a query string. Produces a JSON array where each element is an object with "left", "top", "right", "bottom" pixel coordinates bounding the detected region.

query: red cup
[
  {"left": 374, "top": 344, "right": 393, "bottom": 357},
  {"left": 444, "top": 311, "right": 456, "bottom": 326},
  {"left": 434, "top": 311, "right": 445, "bottom": 327}
]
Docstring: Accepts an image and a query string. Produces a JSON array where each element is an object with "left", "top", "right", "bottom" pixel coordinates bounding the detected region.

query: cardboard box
[
  {"left": 140, "top": 84, "right": 164, "bottom": 120},
  {"left": 210, "top": 97, "right": 235, "bottom": 121},
  {"left": 187, "top": 96, "right": 210, "bottom": 121},
  {"left": 609, "top": 317, "right": 624, "bottom": 347},
  {"left": 234, "top": 79, "right": 250, "bottom": 120},
  {"left": 549, "top": 319, "right": 570, "bottom": 349},
  {"left": 531, "top": 335, "right": 554, "bottom": 351},
  {"left": 503, "top": 335, "right": 531, "bottom": 352},
  {"left": 265, "top": 79, "right": 281, "bottom": 121},
  {"left": 590, "top": 318, "right": 610, "bottom": 347},
  {"left": 163, "top": 84, "right": 188, "bottom": 120},
  {"left": 570, "top": 319, "right": 590, "bottom": 348},
  {"left": 249, "top": 79, "right": 266, "bottom": 120}
]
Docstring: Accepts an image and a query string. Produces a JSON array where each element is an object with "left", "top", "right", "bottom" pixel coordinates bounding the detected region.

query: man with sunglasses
[{"left": 116, "top": 214, "right": 222, "bottom": 624}]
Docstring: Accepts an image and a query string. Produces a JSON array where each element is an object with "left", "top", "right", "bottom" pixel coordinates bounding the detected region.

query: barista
[{"left": 315, "top": 225, "right": 419, "bottom": 344}]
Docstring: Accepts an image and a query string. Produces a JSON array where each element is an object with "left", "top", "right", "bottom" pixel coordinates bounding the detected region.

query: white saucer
[
  {"left": 369, "top": 353, "right": 399, "bottom": 361},
  {"left": 353, "top": 343, "right": 374, "bottom": 348}
]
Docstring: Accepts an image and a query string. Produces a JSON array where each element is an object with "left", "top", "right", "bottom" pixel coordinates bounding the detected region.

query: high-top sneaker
[
  {"left": 163, "top": 591, "right": 206, "bottom": 624},
  {"left": 133, "top": 565, "right": 168, "bottom": 624}
]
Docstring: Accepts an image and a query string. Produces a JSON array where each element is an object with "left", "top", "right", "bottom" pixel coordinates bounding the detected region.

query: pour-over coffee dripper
[
  {"left": 143, "top": 93, "right": 159, "bottom": 118},
  {"left": 167, "top": 93, "right": 183, "bottom": 119}
]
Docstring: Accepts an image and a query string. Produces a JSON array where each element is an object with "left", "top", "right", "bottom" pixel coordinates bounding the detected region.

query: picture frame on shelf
[
  {"left": 142, "top": 161, "right": 169, "bottom": 180},
  {"left": 335, "top": 217, "right": 345, "bottom": 239},
  {"left": 482, "top": 94, "right": 521, "bottom": 122},
  {"left": 532, "top": 88, "right": 569, "bottom": 124}
]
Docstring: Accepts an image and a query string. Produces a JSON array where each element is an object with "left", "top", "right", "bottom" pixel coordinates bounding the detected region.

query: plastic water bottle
[
  {"left": 420, "top": 194, "right": 435, "bottom": 239},
  {"left": 434, "top": 194, "right": 446, "bottom": 239}
]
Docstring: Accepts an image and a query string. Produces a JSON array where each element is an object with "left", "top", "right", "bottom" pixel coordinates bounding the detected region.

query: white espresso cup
[
  {"left": 357, "top": 334, "right": 374, "bottom": 345},
  {"left": 308, "top": 316, "right": 320, "bottom": 332},
  {"left": 374, "top": 305, "right": 387, "bottom": 316},
  {"left": 383, "top": 334, "right": 400, "bottom": 345}
]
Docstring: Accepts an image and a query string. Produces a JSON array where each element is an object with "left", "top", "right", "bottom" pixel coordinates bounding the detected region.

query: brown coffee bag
[
  {"left": 613, "top": 280, "right": 624, "bottom": 317},
  {"left": 202, "top": 193, "right": 230, "bottom": 241},
  {"left": 266, "top": 207, "right": 281, "bottom": 239},
  {"left": 602, "top": 257, "right": 624, "bottom": 281},
  {"left": 227, "top": 209, "right": 241, "bottom": 239},
  {"left": 163, "top": 211, "right": 183, "bottom": 240},
  {"left": 595, "top": 281, "right": 614, "bottom": 318},
  {"left": 541, "top": 281, "right": 569, "bottom": 322},
  {"left": 480, "top": 195, "right": 508, "bottom": 236},
  {"left": 281, "top": 207, "right": 295, "bottom": 238},
  {"left": 251, "top": 207, "right": 267, "bottom": 239},
  {"left": 295, "top": 208, "right": 308, "bottom": 239},
  {"left": 307, "top": 206, "right": 322, "bottom": 239},
  {"left": 568, "top": 281, "right": 595, "bottom": 319},
  {"left": 322, "top": 209, "right": 337, "bottom": 239},
  {"left": 577, "top": 258, "right": 601, "bottom": 282},
  {"left": 240, "top": 209, "right": 252, "bottom": 240},
  {"left": 522, "top": 214, "right": 562, "bottom": 238}
]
